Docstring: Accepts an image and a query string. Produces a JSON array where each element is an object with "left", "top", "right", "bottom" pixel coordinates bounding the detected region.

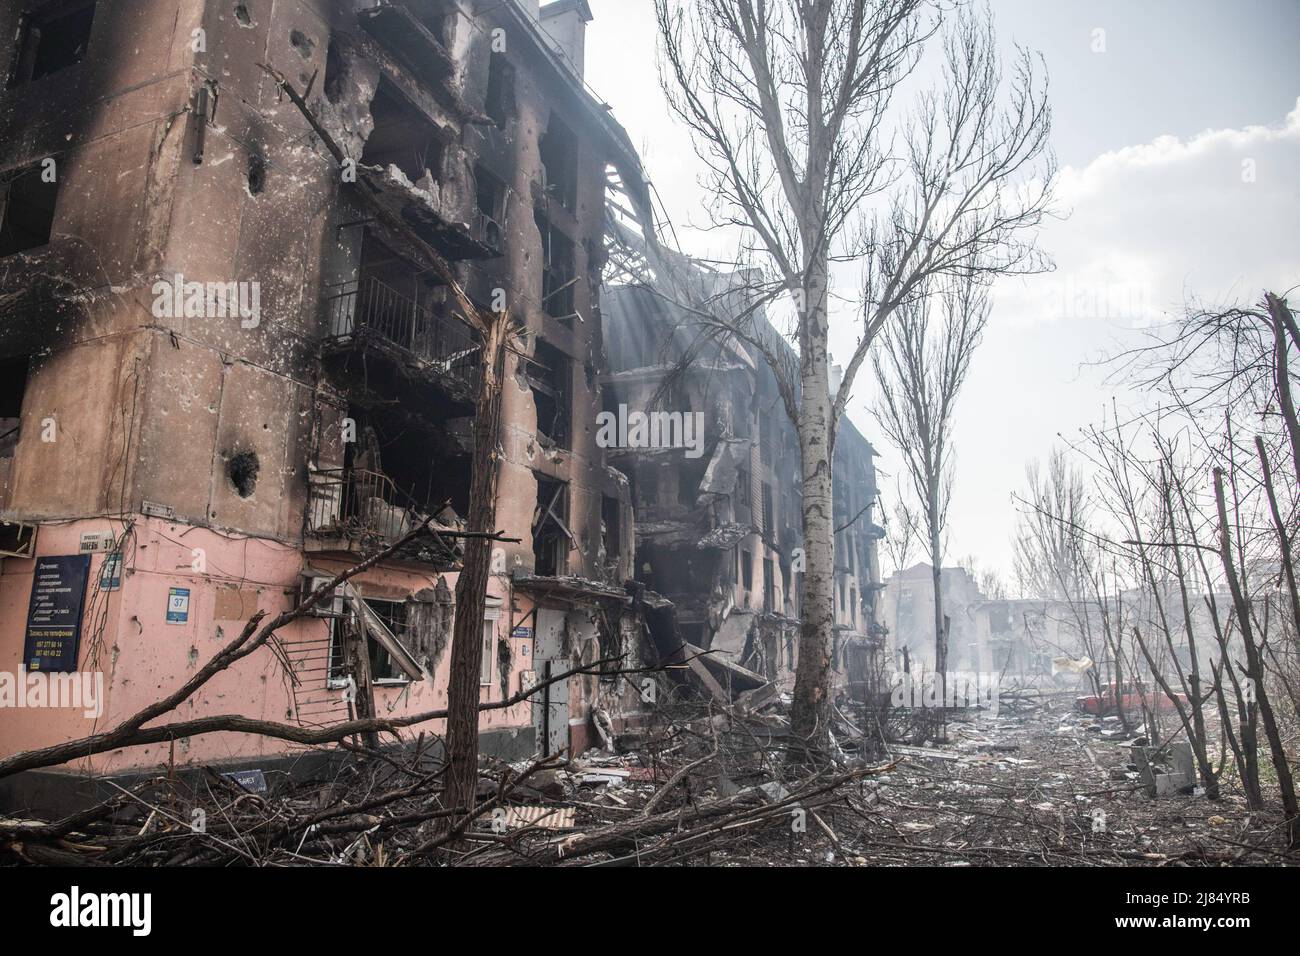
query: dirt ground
[{"left": 703, "top": 697, "right": 1299, "bottom": 866}]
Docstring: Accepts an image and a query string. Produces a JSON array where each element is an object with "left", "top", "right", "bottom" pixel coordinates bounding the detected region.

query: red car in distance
[{"left": 1075, "top": 681, "right": 1188, "bottom": 716}]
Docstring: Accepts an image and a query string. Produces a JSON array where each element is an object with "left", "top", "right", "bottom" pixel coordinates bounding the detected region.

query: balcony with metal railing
[
  {"left": 305, "top": 466, "right": 462, "bottom": 565},
  {"left": 323, "top": 274, "right": 481, "bottom": 396}
]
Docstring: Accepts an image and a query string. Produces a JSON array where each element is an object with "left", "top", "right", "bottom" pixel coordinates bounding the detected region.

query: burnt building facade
[
  {"left": 601, "top": 268, "right": 886, "bottom": 704},
  {"left": 0, "top": 0, "right": 889, "bottom": 799},
  {"left": 0, "top": 0, "right": 649, "bottom": 782}
]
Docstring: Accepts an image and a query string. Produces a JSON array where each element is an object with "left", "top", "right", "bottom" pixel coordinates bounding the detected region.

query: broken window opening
[
  {"left": 535, "top": 212, "right": 577, "bottom": 322},
  {"left": 0, "top": 355, "right": 30, "bottom": 458},
  {"left": 473, "top": 164, "right": 506, "bottom": 251},
  {"left": 680, "top": 622, "right": 706, "bottom": 649},
  {"left": 539, "top": 113, "right": 578, "bottom": 211},
  {"left": 740, "top": 548, "right": 754, "bottom": 599},
  {"left": 597, "top": 618, "right": 621, "bottom": 682},
  {"left": 526, "top": 339, "right": 571, "bottom": 449},
  {"left": 8, "top": 1, "right": 96, "bottom": 87},
  {"left": 364, "top": 598, "right": 409, "bottom": 682},
  {"left": 480, "top": 608, "right": 499, "bottom": 685},
  {"left": 350, "top": 404, "right": 470, "bottom": 516},
  {"left": 731, "top": 385, "right": 752, "bottom": 438},
  {"left": 0, "top": 165, "right": 59, "bottom": 257},
  {"left": 734, "top": 466, "right": 753, "bottom": 524},
  {"left": 484, "top": 52, "right": 515, "bottom": 126},
  {"left": 532, "top": 474, "right": 571, "bottom": 577},
  {"left": 327, "top": 596, "right": 411, "bottom": 685},
  {"left": 323, "top": 39, "right": 347, "bottom": 103},
  {"left": 763, "top": 556, "right": 775, "bottom": 613},
  {"left": 360, "top": 78, "right": 445, "bottom": 185},
  {"left": 761, "top": 483, "right": 773, "bottom": 537},
  {"left": 309, "top": 397, "right": 473, "bottom": 554},
  {"left": 601, "top": 493, "right": 621, "bottom": 574},
  {"left": 677, "top": 453, "right": 707, "bottom": 508},
  {"left": 636, "top": 461, "right": 660, "bottom": 511}
]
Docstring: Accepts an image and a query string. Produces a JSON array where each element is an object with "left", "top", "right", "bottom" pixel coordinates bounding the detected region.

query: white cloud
[
  {"left": 998, "top": 97, "right": 1300, "bottom": 330},
  {"left": 867, "top": 100, "right": 1300, "bottom": 580}
]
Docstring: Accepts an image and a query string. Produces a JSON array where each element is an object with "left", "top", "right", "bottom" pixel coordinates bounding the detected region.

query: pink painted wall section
[{"left": 0, "top": 517, "right": 536, "bottom": 774}]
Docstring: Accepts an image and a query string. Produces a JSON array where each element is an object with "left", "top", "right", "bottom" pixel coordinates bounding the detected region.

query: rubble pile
[{"left": 4, "top": 687, "right": 1293, "bottom": 866}]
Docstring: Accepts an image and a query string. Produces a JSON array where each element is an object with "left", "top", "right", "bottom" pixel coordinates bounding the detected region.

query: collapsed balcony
[
  {"left": 357, "top": 1, "right": 457, "bottom": 91},
  {"left": 305, "top": 465, "right": 464, "bottom": 566},
  {"left": 351, "top": 78, "right": 498, "bottom": 261}
]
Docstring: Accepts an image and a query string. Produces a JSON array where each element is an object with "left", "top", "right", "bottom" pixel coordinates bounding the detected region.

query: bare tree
[
  {"left": 1011, "top": 448, "right": 1123, "bottom": 705},
  {"left": 1056, "top": 290, "right": 1300, "bottom": 837},
  {"left": 881, "top": 483, "right": 918, "bottom": 578},
  {"left": 653, "top": 0, "right": 1053, "bottom": 758},
  {"left": 871, "top": 274, "right": 990, "bottom": 700},
  {"left": 1013, "top": 449, "right": 1092, "bottom": 604}
]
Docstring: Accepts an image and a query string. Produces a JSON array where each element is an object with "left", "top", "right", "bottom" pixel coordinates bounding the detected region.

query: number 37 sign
[{"left": 167, "top": 587, "right": 191, "bottom": 624}]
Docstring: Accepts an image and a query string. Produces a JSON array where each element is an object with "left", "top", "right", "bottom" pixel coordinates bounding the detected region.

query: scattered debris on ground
[{"left": 3, "top": 687, "right": 1294, "bottom": 866}]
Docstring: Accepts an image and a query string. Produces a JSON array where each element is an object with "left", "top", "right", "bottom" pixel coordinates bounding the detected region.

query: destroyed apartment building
[
  {"left": 601, "top": 263, "right": 887, "bottom": 708},
  {"left": 0, "top": 0, "right": 886, "bottom": 804}
]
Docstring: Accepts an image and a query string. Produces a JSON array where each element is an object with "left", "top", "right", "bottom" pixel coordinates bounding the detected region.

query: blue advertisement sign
[{"left": 22, "top": 554, "right": 92, "bottom": 672}]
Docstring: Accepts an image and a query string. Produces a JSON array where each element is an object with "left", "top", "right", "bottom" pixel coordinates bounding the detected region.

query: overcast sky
[{"left": 583, "top": 0, "right": 1300, "bottom": 584}]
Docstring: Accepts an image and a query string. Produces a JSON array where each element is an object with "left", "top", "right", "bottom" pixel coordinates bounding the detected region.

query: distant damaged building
[
  {"left": 0, "top": 0, "right": 651, "bottom": 789},
  {"left": 601, "top": 264, "right": 887, "bottom": 706}
]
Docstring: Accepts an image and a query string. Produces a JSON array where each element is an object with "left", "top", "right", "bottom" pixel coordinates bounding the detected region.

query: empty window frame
[
  {"left": 532, "top": 474, "right": 571, "bottom": 577},
  {"left": 8, "top": 1, "right": 96, "bottom": 87},
  {"left": 480, "top": 607, "right": 500, "bottom": 685},
  {"left": 763, "top": 557, "right": 775, "bottom": 612},
  {"left": 0, "top": 165, "right": 59, "bottom": 257},
  {"left": 325, "top": 596, "right": 410, "bottom": 685},
  {"left": 473, "top": 164, "right": 506, "bottom": 249},
  {"left": 597, "top": 619, "right": 621, "bottom": 681},
  {"left": 740, "top": 548, "right": 753, "bottom": 593},
  {"left": 734, "top": 466, "right": 753, "bottom": 523},
  {"left": 636, "top": 461, "right": 659, "bottom": 510},
  {"left": 535, "top": 213, "right": 577, "bottom": 321},
  {"left": 678, "top": 453, "right": 707, "bottom": 507},
  {"left": 761, "top": 483, "right": 773, "bottom": 537},
  {"left": 526, "top": 340, "right": 571, "bottom": 448},
  {"left": 731, "top": 385, "right": 752, "bottom": 438},
  {"left": 364, "top": 598, "right": 409, "bottom": 683},
  {"left": 601, "top": 494, "right": 621, "bottom": 570},
  {"left": 759, "top": 411, "right": 774, "bottom": 465},
  {"left": 538, "top": 114, "right": 578, "bottom": 210},
  {"left": 484, "top": 52, "right": 515, "bottom": 126},
  {"left": 360, "top": 78, "right": 445, "bottom": 184}
]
